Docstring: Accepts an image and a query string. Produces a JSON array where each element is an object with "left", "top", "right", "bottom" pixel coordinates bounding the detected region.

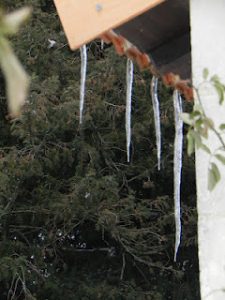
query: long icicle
[
  {"left": 173, "top": 90, "right": 183, "bottom": 261},
  {"left": 151, "top": 76, "right": 161, "bottom": 171},
  {"left": 79, "top": 45, "right": 87, "bottom": 124},
  {"left": 126, "top": 58, "right": 134, "bottom": 162}
]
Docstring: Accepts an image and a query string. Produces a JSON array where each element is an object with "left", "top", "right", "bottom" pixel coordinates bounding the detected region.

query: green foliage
[
  {"left": 210, "top": 74, "right": 225, "bottom": 104},
  {"left": 0, "top": 0, "right": 199, "bottom": 299},
  {"left": 208, "top": 162, "right": 221, "bottom": 191},
  {"left": 183, "top": 69, "right": 225, "bottom": 191}
]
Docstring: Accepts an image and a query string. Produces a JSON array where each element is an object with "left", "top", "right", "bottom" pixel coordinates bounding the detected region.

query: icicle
[
  {"left": 126, "top": 58, "right": 134, "bottom": 162},
  {"left": 79, "top": 44, "right": 87, "bottom": 124},
  {"left": 151, "top": 76, "right": 161, "bottom": 171},
  {"left": 101, "top": 39, "right": 104, "bottom": 50},
  {"left": 173, "top": 90, "right": 183, "bottom": 262}
]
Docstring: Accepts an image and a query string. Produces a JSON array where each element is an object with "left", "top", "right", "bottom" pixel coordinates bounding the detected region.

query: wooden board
[{"left": 53, "top": 0, "right": 164, "bottom": 50}]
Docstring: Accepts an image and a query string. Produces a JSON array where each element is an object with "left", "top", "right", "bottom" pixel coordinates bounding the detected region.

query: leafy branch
[{"left": 182, "top": 69, "right": 225, "bottom": 191}]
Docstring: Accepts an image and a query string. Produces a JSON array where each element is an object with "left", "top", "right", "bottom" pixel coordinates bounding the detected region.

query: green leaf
[
  {"left": 0, "top": 36, "right": 30, "bottom": 117},
  {"left": 192, "top": 130, "right": 202, "bottom": 148},
  {"left": 187, "top": 130, "right": 204, "bottom": 155},
  {"left": 187, "top": 130, "right": 195, "bottom": 156},
  {"left": 200, "top": 144, "right": 211, "bottom": 154},
  {"left": 219, "top": 124, "right": 225, "bottom": 131},
  {"left": 210, "top": 74, "right": 225, "bottom": 104},
  {"left": 195, "top": 119, "right": 204, "bottom": 130},
  {"left": 214, "top": 82, "right": 224, "bottom": 104},
  {"left": 215, "top": 154, "right": 225, "bottom": 165},
  {"left": 199, "top": 127, "right": 208, "bottom": 139},
  {"left": 0, "top": 7, "right": 31, "bottom": 36},
  {"left": 204, "top": 118, "right": 214, "bottom": 129},
  {"left": 203, "top": 68, "right": 209, "bottom": 80},
  {"left": 210, "top": 74, "right": 220, "bottom": 83},
  {"left": 191, "top": 110, "right": 201, "bottom": 118},
  {"left": 208, "top": 163, "right": 221, "bottom": 191},
  {"left": 181, "top": 113, "right": 193, "bottom": 126}
]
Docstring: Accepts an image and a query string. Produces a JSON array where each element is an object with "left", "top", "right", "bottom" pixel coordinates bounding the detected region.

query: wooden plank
[{"left": 53, "top": 0, "right": 164, "bottom": 50}]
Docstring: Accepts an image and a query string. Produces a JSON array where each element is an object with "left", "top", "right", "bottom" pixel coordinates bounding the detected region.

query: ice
[
  {"left": 151, "top": 76, "right": 161, "bottom": 170},
  {"left": 79, "top": 45, "right": 87, "bottom": 124},
  {"left": 126, "top": 58, "right": 134, "bottom": 162},
  {"left": 173, "top": 90, "right": 183, "bottom": 261}
]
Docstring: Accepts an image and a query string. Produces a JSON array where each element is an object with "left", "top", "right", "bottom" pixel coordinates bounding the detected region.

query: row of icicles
[{"left": 79, "top": 44, "right": 183, "bottom": 261}]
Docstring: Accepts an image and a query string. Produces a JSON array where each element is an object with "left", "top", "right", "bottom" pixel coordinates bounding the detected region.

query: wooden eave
[
  {"left": 53, "top": 0, "right": 164, "bottom": 49},
  {"left": 115, "top": 0, "right": 191, "bottom": 79},
  {"left": 54, "top": 0, "right": 192, "bottom": 98}
]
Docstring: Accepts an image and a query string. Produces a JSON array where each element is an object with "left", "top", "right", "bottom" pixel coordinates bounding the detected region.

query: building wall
[{"left": 190, "top": 1, "right": 225, "bottom": 299}]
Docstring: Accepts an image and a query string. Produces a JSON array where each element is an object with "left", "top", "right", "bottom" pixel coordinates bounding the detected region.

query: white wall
[{"left": 190, "top": 1, "right": 225, "bottom": 299}]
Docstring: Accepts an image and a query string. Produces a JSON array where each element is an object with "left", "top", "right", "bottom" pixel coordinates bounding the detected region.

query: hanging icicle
[
  {"left": 101, "top": 39, "right": 104, "bottom": 50},
  {"left": 79, "top": 44, "right": 87, "bottom": 124},
  {"left": 173, "top": 90, "right": 183, "bottom": 262},
  {"left": 151, "top": 76, "right": 161, "bottom": 171},
  {"left": 126, "top": 58, "right": 134, "bottom": 162}
]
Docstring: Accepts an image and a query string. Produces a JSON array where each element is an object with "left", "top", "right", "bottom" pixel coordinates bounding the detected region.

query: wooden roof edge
[
  {"left": 100, "top": 30, "right": 193, "bottom": 101},
  {"left": 53, "top": 0, "right": 165, "bottom": 50}
]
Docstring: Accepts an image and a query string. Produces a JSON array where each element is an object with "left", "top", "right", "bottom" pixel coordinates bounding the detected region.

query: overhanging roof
[
  {"left": 115, "top": 0, "right": 191, "bottom": 79},
  {"left": 54, "top": 0, "right": 191, "bottom": 80},
  {"left": 54, "top": 0, "right": 164, "bottom": 49}
]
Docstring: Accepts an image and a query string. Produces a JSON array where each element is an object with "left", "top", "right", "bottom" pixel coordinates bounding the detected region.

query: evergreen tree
[{"left": 0, "top": 1, "right": 199, "bottom": 299}]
